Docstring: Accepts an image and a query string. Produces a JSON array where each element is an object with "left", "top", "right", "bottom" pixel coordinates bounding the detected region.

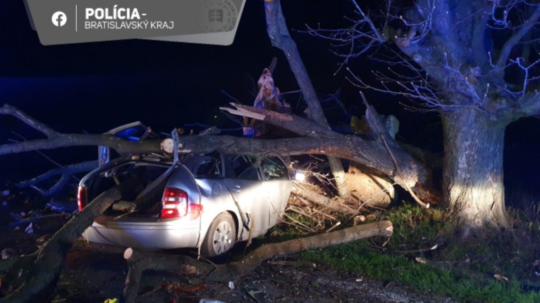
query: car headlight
[{"left": 295, "top": 171, "right": 306, "bottom": 182}]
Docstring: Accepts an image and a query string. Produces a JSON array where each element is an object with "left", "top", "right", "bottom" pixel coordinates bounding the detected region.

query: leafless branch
[
  {"left": 346, "top": 67, "right": 478, "bottom": 113},
  {"left": 513, "top": 56, "right": 540, "bottom": 97},
  {"left": 0, "top": 104, "right": 161, "bottom": 156},
  {"left": 304, "top": 1, "right": 387, "bottom": 73},
  {"left": 496, "top": 4, "right": 540, "bottom": 68},
  {"left": 0, "top": 104, "right": 58, "bottom": 138}
]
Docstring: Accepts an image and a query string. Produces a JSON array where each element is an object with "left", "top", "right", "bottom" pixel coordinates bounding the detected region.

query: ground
[
  {"left": 54, "top": 241, "right": 456, "bottom": 303},
  {"left": 0, "top": 211, "right": 454, "bottom": 303}
]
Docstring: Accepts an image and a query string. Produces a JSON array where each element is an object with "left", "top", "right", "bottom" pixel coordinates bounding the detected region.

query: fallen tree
[
  {"left": 0, "top": 100, "right": 430, "bottom": 302},
  {"left": 1, "top": 103, "right": 434, "bottom": 199},
  {"left": 219, "top": 102, "right": 431, "bottom": 198},
  {"left": 122, "top": 221, "right": 393, "bottom": 303}
]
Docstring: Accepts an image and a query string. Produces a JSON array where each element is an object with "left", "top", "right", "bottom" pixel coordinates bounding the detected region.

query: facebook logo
[{"left": 51, "top": 11, "right": 67, "bottom": 27}]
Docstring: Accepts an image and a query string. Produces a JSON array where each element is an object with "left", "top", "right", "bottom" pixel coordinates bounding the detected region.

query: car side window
[
  {"left": 261, "top": 157, "right": 289, "bottom": 180},
  {"left": 227, "top": 155, "right": 260, "bottom": 180},
  {"left": 194, "top": 156, "right": 222, "bottom": 178}
]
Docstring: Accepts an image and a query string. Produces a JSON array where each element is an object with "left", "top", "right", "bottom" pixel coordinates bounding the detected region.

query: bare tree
[{"left": 307, "top": 0, "right": 540, "bottom": 233}]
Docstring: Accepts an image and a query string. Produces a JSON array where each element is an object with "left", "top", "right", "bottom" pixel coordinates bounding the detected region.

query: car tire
[{"left": 201, "top": 213, "right": 236, "bottom": 258}]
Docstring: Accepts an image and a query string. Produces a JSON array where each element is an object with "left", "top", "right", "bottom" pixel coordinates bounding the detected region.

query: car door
[
  {"left": 223, "top": 155, "right": 269, "bottom": 235},
  {"left": 181, "top": 152, "right": 230, "bottom": 245},
  {"left": 260, "top": 156, "right": 292, "bottom": 226}
]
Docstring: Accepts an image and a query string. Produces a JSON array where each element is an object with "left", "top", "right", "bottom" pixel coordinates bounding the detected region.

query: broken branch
[
  {"left": 291, "top": 184, "right": 355, "bottom": 215},
  {"left": 17, "top": 160, "right": 98, "bottom": 196}
]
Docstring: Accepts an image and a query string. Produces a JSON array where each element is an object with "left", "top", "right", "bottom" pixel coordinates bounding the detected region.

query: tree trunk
[
  {"left": 264, "top": 0, "right": 349, "bottom": 198},
  {"left": 442, "top": 109, "right": 510, "bottom": 233}
]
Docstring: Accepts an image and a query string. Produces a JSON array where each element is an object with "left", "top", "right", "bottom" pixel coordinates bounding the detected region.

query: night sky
[{"left": 0, "top": 1, "right": 539, "bottom": 202}]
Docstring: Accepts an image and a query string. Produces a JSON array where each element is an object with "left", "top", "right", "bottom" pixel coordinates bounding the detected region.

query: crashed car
[{"left": 78, "top": 123, "right": 293, "bottom": 257}]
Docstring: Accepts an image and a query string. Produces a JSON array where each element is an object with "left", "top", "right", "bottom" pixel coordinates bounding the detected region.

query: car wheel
[{"left": 201, "top": 213, "right": 236, "bottom": 258}]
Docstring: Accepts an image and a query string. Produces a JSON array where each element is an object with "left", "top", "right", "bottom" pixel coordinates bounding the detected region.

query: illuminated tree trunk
[{"left": 442, "top": 109, "right": 510, "bottom": 233}]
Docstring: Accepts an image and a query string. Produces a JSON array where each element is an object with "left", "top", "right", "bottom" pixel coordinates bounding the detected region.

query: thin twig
[{"left": 282, "top": 213, "right": 316, "bottom": 233}]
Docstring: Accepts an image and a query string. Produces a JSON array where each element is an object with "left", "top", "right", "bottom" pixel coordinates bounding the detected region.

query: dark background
[{"left": 0, "top": 0, "right": 538, "bottom": 204}]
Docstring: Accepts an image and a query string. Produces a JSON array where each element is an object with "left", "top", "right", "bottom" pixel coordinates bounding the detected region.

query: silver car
[{"left": 78, "top": 144, "right": 292, "bottom": 257}]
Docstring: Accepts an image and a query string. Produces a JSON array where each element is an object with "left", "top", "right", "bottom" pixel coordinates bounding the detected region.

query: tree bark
[
  {"left": 264, "top": 0, "right": 349, "bottom": 198},
  {"left": 442, "top": 109, "right": 510, "bottom": 232}
]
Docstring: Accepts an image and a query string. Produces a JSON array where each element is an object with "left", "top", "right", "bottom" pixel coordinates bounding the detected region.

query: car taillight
[
  {"left": 160, "top": 187, "right": 203, "bottom": 220},
  {"left": 161, "top": 187, "right": 188, "bottom": 218},
  {"left": 77, "top": 186, "right": 86, "bottom": 212}
]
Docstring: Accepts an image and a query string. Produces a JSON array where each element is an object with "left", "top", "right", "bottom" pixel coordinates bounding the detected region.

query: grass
[{"left": 277, "top": 203, "right": 540, "bottom": 303}]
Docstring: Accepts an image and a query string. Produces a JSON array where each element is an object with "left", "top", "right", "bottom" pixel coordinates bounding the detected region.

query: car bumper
[{"left": 82, "top": 216, "right": 200, "bottom": 249}]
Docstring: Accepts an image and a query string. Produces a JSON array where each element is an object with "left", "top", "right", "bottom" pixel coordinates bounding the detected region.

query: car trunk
[{"left": 85, "top": 162, "right": 171, "bottom": 218}]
